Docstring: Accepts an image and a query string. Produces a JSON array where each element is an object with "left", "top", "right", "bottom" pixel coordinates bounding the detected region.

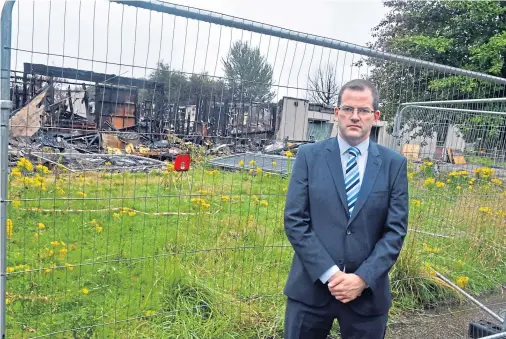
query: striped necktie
[{"left": 345, "top": 146, "right": 361, "bottom": 216}]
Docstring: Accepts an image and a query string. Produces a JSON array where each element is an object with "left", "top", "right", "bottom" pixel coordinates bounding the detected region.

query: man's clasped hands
[{"left": 327, "top": 272, "right": 367, "bottom": 303}]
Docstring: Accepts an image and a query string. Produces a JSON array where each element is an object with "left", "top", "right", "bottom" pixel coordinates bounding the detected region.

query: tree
[
  {"left": 148, "top": 61, "right": 225, "bottom": 105},
  {"left": 308, "top": 64, "right": 339, "bottom": 107},
  {"left": 144, "top": 61, "right": 227, "bottom": 134},
  {"left": 222, "top": 41, "right": 275, "bottom": 103},
  {"left": 362, "top": 1, "right": 506, "bottom": 148}
]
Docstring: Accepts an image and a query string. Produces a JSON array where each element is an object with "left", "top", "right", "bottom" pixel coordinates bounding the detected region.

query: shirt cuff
[{"left": 319, "top": 265, "right": 340, "bottom": 284}]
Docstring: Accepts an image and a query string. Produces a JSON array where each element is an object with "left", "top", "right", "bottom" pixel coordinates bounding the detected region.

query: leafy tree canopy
[
  {"left": 222, "top": 41, "right": 275, "bottom": 103},
  {"left": 364, "top": 1, "right": 506, "bottom": 148}
]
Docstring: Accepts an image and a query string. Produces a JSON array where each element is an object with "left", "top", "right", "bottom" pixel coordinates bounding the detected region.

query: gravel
[{"left": 387, "top": 291, "right": 506, "bottom": 339}]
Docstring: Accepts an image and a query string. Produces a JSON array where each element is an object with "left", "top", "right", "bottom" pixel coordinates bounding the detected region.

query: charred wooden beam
[{"left": 23, "top": 63, "right": 162, "bottom": 90}]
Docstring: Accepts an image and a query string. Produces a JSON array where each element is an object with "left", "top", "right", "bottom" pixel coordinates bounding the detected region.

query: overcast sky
[{"left": 5, "top": 0, "right": 389, "bottom": 101}]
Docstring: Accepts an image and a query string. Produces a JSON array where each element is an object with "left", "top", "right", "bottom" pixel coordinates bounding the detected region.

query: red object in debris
[{"left": 174, "top": 154, "right": 191, "bottom": 171}]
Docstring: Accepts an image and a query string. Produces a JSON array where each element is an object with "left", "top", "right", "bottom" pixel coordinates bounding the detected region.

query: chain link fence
[{"left": 1, "top": 0, "right": 505, "bottom": 338}]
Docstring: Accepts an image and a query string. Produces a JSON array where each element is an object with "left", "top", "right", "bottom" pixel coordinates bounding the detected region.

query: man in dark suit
[{"left": 283, "top": 79, "right": 409, "bottom": 339}]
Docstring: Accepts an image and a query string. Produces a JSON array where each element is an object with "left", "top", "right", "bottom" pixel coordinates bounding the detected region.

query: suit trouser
[{"left": 284, "top": 297, "right": 388, "bottom": 339}]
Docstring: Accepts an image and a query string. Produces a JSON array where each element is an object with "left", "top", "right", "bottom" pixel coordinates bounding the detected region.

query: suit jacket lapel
[
  {"left": 347, "top": 141, "right": 382, "bottom": 226},
  {"left": 325, "top": 138, "right": 349, "bottom": 217}
]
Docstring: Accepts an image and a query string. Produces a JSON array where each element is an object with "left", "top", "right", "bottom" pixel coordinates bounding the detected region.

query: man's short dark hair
[{"left": 337, "top": 79, "right": 380, "bottom": 111}]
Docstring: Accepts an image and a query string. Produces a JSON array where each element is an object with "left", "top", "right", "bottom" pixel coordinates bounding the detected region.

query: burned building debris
[{"left": 7, "top": 63, "right": 330, "bottom": 171}]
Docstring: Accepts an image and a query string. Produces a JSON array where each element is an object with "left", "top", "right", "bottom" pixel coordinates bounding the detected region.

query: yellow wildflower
[
  {"left": 81, "top": 288, "right": 89, "bottom": 295},
  {"left": 6, "top": 219, "right": 13, "bottom": 239},
  {"left": 77, "top": 192, "right": 87, "bottom": 198},
  {"left": 191, "top": 198, "right": 210, "bottom": 210},
  {"left": 220, "top": 195, "right": 231, "bottom": 201},
  {"left": 271, "top": 161, "right": 277, "bottom": 167},
  {"left": 10, "top": 167, "right": 22, "bottom": 177},
  {"left": 423, "top": 242, "right": 441, "bottom": 254},
  {"left": 50, "top": 241, "right": 60, "bottom": 247},
  {"left": 128, "top": 211, "right": 136, "bottom": 217},
  {"left": 259, "top": 200, "right": 269, "bottom": 208},
  {"left": 411, "top": 199, "right": 422, "bottom": 207},
  {"left": 20, "top": 174, "right": 47, "bottom": 191},
  {"left": 36, "top": 164, "right": 50, "bottom": 174},
  {"left": 424, "top": 178, "right": 435, "bottom": 188},
  {"left": 456, "top": 276, "right": 469, "bottom": 289},
  {"left": 11, "top": 200, "right": 21, "bottom": 208},
  {"left": 105, "top": 162, "right": 112, "bottom": 166},
  {"left": 478, "top": 206, "right": 493, "bottom": 216},
  {"left": 238, "top": 160, "right": 245, "bottom": 167},
  {"left": 166, "top": 163, "right": 175, "bottom": 172},
  {"left": 495, "top": 210, "right": 506, "bottom": 218},
  {"left": 96, "top": 226, "right": 103, "bottom": 233},
  {"left": 249, "top": 159, "right": 256, "bottom": 166},
  {"left": 65, "top": 263, "right": 74, "bottom": 271},
  {"left": 17, "top": 158, "right": 34, "bottom": 172},
  {"left": 145, "top": 310, "right": 155, "bottom": 317},
  {"left": 6, "top": 267, "right": 14, "bottom": 273},
  {"left": 37, "top": 223, "right": 45, "bottom": 230},
  {"left": 435, "top": 181, "right": 445, "bottom": 188},
  {"left": 449, "top": 170, "right": 469, "bottom": 177},
  {"left": 284, "top": 151, "right": 294, "bottom": 158},
  {"left": 473, "top": 167, "right": 494, "bottom": 179},
  {"left": 113, "top": 213, "right": 120, "bottom": 220},
  {"left": 491, "top": 178, "right": 502, "bottom": 185},
  {"left": 59, "top": 248, "right": 68, "bottom": 256},
  {"left": 256, "top": 167, "right": 263, "bottom": 174}
]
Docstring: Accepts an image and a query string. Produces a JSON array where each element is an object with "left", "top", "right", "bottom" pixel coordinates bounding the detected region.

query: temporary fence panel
[
  {"left": 1, "top": 0, "right": 506, "bottom": 338},
  {"left": 391, "top": 99, "right": 506, "bottom": 338}
]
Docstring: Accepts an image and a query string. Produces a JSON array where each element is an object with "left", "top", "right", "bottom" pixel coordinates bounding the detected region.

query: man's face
[{"left": 334, "top": 88, "right": 380, "bottom": 146}]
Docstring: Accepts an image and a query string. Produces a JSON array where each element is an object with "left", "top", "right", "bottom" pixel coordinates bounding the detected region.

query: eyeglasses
[{"left": 339, "top": 106, "right": 374, "bottom": 116}]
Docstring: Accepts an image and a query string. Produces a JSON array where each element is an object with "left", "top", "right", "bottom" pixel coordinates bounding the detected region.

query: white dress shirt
[{"left": 319, "top": 135, "right": 370, "bottom": 283}]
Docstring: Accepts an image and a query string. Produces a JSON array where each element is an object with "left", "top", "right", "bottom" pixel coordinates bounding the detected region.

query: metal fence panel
[{"left": 1, "top": 0, "right": 505, "bottom": 338}]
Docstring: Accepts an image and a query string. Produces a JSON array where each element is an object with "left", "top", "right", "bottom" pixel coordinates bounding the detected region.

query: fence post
[
  {"left": 392, "top": 105, "right": 402, "bottom": 151},
  {"left": 0, "top": 1, "right": 15, "bottom": 337}
]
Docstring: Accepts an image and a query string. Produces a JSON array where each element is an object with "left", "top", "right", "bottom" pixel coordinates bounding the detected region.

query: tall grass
[{"left": 5, "top": 157, "right": 505, "bottom": 338}]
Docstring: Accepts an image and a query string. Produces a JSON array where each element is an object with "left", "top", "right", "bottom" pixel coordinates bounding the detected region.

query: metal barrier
[{"left": 1, "top": 0, "right": 505, "bottom": 338}]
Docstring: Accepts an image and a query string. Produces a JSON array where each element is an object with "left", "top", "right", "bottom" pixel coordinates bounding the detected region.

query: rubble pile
[{"left": 31, "top": 152, "right": 165, "bottom": 173}]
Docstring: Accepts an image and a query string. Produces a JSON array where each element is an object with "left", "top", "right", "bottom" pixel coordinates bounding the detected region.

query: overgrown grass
[
  {"left": 466, "top": 155, "right": 506, "bottom": 168},
  {"left": 5, "top": 157, "right": 505, "bottom": 338}
]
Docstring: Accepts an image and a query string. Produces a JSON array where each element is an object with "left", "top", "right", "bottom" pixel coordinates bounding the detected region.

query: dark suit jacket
[{"left": 283, "top": 136, "right": 409, "bottom": 316}]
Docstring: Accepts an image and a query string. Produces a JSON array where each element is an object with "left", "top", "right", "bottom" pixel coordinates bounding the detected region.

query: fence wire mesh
[{"left": 1, "top": 0, "right": 505, "bottom": 338}]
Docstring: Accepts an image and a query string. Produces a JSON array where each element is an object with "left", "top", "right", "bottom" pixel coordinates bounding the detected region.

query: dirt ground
[{"left": 386, "top": 290, "right": 506, "bottom": 339}]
